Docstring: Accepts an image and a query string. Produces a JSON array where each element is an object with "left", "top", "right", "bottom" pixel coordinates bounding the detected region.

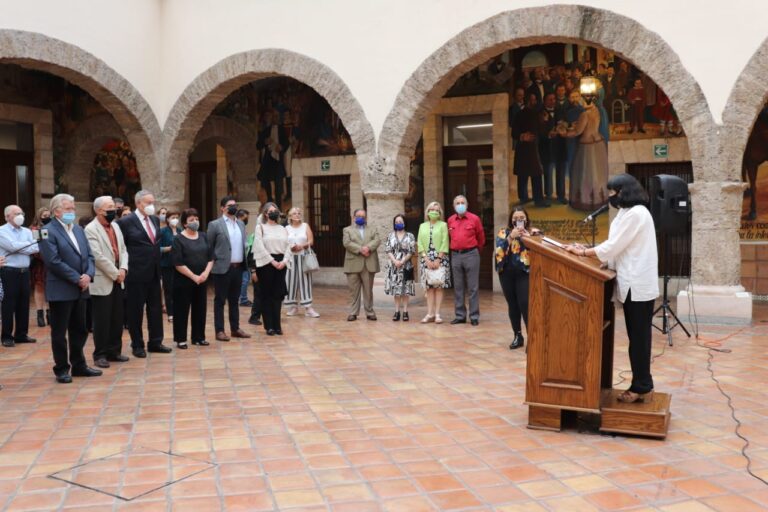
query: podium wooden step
[{"left": 600, "top": 389, "right": 671, "bottom": 438}]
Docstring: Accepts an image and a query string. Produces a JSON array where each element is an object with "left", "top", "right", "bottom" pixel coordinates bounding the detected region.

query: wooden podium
[{"left": 523, "top": 235, "right": 670, "bottom": 438}]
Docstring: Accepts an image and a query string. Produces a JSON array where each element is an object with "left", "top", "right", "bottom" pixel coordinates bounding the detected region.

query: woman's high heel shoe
[
  {"left": 617, "top": 389, "right": 654, "bottom": 404},
  {"left": 402, "top": 312, "right": 409, "bottom": 322},
  {"left": 421, "top": 314, "right": 435, "bottom": 324},
  {"left": 392, "top": 311, "right": 401, "bottom": 321}
]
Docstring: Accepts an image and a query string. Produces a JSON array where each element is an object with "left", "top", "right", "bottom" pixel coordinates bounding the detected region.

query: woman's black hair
[
  {"left": 180, "top": 208, "right": 199, "bottom": 228},
  {"left": 507, "top": 206, "right": 531, "bottom": 231},
  {"left": 392, "top": 213, "right": 406, "bottom": 229},
  {"left": 606, "top": 173, "right": 649, "bottom": 208}
]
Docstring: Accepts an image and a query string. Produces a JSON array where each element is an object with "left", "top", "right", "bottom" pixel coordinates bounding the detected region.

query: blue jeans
[{"left": 239, "top": 270, "right": 250, "bottom": 304}]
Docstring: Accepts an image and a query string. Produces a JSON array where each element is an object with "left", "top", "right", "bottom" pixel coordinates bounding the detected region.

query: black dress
[{"left": 172, "top": 233, "right": 211, "bottom": 343}]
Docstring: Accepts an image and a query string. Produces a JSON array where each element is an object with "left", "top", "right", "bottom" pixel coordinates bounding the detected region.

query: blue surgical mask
[
  {"left": 355, "top": 217, "right": 366, "bottom": 226},
  {"left": 394, "top": 223, "right": 405, "bottom": 231},
  {"left": 61, "top": 212, "right": 76, "bottom": 225},
  {"left": 455, "top": 204, "right": 467, "bottom": 215}
]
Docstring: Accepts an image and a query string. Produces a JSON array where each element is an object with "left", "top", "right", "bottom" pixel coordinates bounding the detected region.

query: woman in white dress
[{"left": 284, "top": 207, "right": 319, "bottom": 318}]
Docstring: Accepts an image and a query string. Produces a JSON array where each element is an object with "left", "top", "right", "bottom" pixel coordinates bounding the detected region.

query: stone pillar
[{"left": 676, "top": 181, "right": 751, "bottom": 324}]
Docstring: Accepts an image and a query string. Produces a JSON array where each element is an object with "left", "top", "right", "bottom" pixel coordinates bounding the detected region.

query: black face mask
[
  {"left": 267, "top": 211, "right": 280, "bottom": 221},
  {"left": 41, "top": 217, "right": 52, "bottom": 225},
  {"left": 104, "top": 210, "right": 117, "bottom": 223},
  {"left": 241, "top": 218, "right": 249, "bottom": 226},
  {"left": 226, "top": 205, "right": 238, "bottom": 215},
  {"left": 608, "top": 195, "right": 621, "bottom": 209}
]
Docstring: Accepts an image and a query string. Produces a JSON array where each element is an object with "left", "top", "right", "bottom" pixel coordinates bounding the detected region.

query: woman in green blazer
[{"left": 417, "top": 201, "right": 451, "bottom": 323}]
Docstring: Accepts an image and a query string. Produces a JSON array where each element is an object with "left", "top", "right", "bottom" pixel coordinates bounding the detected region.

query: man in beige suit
[
  {"left": 342, "top": 208, "right": 380, "bottom": 321},
  {"left": 85, "top": 196, "right": 129, "bottom": 368}
]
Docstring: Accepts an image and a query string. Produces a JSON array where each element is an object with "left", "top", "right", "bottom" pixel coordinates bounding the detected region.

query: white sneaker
[
  {"left": 286, "top": 306, "right": 299, "bottom": 316},
  {"left": 305, "top": 308, "right": 320, "bottom": 318}
]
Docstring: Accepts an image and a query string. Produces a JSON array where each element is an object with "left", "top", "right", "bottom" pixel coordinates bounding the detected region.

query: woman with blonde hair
[
  {"left": 284, "top": 207, "right": 319, "bottom": 318},
  {"left": 417, "top": 201, "right": 451, "bottom": 323}
]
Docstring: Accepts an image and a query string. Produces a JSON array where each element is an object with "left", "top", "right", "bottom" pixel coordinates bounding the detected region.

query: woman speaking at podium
[{"left": 565, "top": 174, "right": 659, "bottom": 404}]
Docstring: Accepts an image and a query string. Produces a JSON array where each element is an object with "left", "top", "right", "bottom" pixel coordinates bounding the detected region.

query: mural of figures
[
  {"left": 741, "top": 102, "right": 768, "bottom": 236},
  {"left": 89, "top": 140, "right": 141, "bottom": 206}
]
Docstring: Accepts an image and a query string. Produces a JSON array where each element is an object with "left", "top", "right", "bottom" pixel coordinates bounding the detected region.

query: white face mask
[
  {"left": 13, "top": 214, "right": 24, "bottom": 227},
  {"left": 144, "top": 204, "right": 156, "bottom": 216},
  {"left": 169, "top": 218, "right": 179, "bottom": 227}
]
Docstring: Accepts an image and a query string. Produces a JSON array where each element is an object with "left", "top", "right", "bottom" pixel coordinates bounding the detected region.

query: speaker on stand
[{"left": 648, "top": 174, "right": 692, "bottom": 346}]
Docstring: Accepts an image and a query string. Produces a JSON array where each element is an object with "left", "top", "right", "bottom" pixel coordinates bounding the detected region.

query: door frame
[{"left": 0, "top": 149, "right": 35, "bottom": 223}]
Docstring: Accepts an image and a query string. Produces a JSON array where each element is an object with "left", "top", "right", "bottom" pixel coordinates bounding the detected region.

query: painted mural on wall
[
  {"left": 0, "top": 64, "right": 132, "bottom": 195},
  {"left": 89, "top": 139, "right": 141, "bottom": 206},
  {"left": 740, "top": 102, "right": 768, "bottom": 241}
]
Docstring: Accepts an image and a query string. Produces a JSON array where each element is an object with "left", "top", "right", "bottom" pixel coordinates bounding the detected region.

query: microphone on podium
[{"left": 582, "top": 203, "right": 609, "bottom": 223}]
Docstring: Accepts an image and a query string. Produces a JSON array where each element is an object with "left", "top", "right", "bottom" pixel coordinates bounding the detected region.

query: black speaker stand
[{"left": 653, "top": 234, "right": 691, "bottom": 346}]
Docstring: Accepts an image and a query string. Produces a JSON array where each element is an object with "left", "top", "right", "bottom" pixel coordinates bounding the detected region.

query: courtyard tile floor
[{"left": 1, "top": 288, "right": 768, "bottom": 511}]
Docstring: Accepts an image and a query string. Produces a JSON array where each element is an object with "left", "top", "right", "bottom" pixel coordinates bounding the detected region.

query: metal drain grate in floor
[{"left": 48, "top": 446, "right": 216, "bottom": 501}]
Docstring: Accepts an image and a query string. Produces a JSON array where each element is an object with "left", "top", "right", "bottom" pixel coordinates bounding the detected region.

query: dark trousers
[
  {"left": 49, "top": 298, "right": 87, "bottom": 375},
  {"left": 260, "top": 178, "right": 284, "bottom": 209},
  {"left": 126, "top": 279, "right": 164, "bottom": 350},
  {"left": 542, "top": 158, "right": 567, "bottom": 201},
  {"left": 91, "top": 283, "right": 124, "bottom": 360},
  {"left": 256, "top": 256, "right": 286, "bottom": 332},
  {"left": 0, "top": 267, "right": 31, "bottom": 341},
  {"left": 213, "top": 265, "right": 242, "bottom": 333},
  {"left": 622, "top": 289, "right": 655, "bottom": 394},
  {"left": 173, "top": 275, "right": 207, "bottom": 343},
  {"left": 161, "top": 267, "right": 174, "bottom": 316},
  {"left": 250, "top": 280, "right": 262, "bottom": 321},
  {"left": 517, "top": 174, "right": 544, "bottom": 203},
  {"left": 499, "top": 267, "right": 529, "bottom": 333}
]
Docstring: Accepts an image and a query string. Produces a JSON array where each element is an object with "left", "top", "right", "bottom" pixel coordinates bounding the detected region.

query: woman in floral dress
[{"left": 384, "top": 214, "right": 416, "bottom": 321}]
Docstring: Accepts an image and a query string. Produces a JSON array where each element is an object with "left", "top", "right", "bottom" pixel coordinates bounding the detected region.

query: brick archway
[
  {"left": 192, "top": 116, "right": 259, "bottom": 201},
  {"left": 0, "top": 30, "right": 162, "bottom": 193},
  {"left": 162, "top": 48, "right": 376, "bottom": 207}
]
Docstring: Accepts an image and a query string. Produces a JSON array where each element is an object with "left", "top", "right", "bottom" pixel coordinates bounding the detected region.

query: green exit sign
[
  {"left": 320, "top": 160, "right": 331, "bottom": 171},
  {"left": 653, "top": 144, "right": 668, "bottom": 159}
]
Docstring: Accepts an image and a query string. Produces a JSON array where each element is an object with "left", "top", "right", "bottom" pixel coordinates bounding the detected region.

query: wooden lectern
[{"left": 522, "top": 235, "right": 670, "bottom": 438}]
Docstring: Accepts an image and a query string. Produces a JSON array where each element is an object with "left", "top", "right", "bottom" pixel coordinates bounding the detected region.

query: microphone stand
[{"left": 590, "top": 215, "right": 597, "bottom": 248}]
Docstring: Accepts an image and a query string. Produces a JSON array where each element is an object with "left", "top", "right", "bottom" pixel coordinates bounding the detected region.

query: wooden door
[
  {"left": 308, "top": 175, "right": 350, "bottom": 267},
  {"left": 0, "top": 149, "right": 34, "bottom": 224},
  {"left": 189, "top": 161, "right": 217, "bottom": 229},
  {"left": 443, "top": 145, "right": 494, "bottom": 289}
]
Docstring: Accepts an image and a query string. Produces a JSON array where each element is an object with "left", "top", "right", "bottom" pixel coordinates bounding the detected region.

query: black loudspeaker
[{"left": 649, "top": 174, "right": 690, "bottom": 235}]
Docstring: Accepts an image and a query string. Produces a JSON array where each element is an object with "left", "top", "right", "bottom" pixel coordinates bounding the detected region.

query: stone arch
[
  {"left": 0, "top": 29, "right": 162, "bottom": 192},
  {"left": 62, "top": 114, "right": 126, "bottom": 199},
  {"left": 192, "top": 115, "right": 259, "bottom": 200},
  {"left": 162, "top": 48, "right": 376, "bottom": 207},
  {"left": 378, "top": 5, "right": 715, "bottom": 189}
]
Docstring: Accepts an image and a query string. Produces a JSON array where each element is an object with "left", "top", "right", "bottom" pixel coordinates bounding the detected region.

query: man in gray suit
[
  {"left": 207, "top": 196, "right": 251, "bottom": 341},
  {"left": 39, "top": 194, "right": 101, "bottom": 384},
  {"left": 342, "top": 208, "right": 380, "bottom": 321}
]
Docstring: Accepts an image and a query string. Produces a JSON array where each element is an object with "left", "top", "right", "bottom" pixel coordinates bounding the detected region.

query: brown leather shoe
[
  {"left": 215, "top": 331, "right": 231, "bottom": 342},
  {"left": 94, "top": 358, "right": 110, "bottom": 369},
  {"left": 231, "top": 329, "right": 251, "bottom": 339}
]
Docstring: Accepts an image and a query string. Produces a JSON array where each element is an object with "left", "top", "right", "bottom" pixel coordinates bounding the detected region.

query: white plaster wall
[{"left": 1, "top": 0, "right": 767, "bottom": 132}]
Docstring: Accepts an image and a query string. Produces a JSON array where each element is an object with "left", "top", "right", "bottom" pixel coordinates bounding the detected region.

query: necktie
[{"left": 144, "top": 216, "right": 156, "bottom": 243}]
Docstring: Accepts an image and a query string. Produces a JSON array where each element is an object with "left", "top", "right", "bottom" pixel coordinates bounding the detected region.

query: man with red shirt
[{"left": 447, "top": 195, "right": 485, "bottom": 326}]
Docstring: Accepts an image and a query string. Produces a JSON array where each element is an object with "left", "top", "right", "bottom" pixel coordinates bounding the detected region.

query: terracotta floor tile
[
  {"left": 428, "top": 489, "right": 482, "bottom": 510},
  {"left": 274, "top": 489, "right": 326, "bottom": 508},
  {"left": 371, "top": 478, "right": 420, "bottom": 498},
  {"left": 222, "top": 493, "right": 273, "bottom": 511},
  {"left": 382, "top": 496, "right": 438, "bottom": 512},
  {"left": 415, "top": 474, "right": 464, "bottom": 492},
  {"left": 587, "top": 489, "right": 644, "bottom": 510}
]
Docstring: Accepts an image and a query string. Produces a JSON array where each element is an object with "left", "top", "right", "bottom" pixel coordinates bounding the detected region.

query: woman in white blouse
[
  {"left": 247, "top": 203, "right": 293, "bottom": 336},
  {"left": 566, "top": 174, "right": 659, "bottom": 404},
  {"left": 284, "top": 207, "right": 319, "bottom": 318}
]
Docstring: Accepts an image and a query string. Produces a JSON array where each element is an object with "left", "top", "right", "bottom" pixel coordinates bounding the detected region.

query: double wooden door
[{"left": 0, "top": 149, "right": 34, "bottom": 222}]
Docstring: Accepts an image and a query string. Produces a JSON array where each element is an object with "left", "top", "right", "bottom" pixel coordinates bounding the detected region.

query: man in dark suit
[
  {"left": 257, "top": 110, "right": 288, "bottom": 208},
  {"left": 116, "top": 190, "right": 172, "bottom": 358},
  {"left": 539, "top": 92, "right": 569, "bottom": 204},
  {"left": 39, "top": 194, "right": 101, "bottom": 384},
  {"left": 207, "top": 196, "right": 250, "bottom": 341},
  {"left": 512, "top": 93, "right": 547, "bottom": 207}
]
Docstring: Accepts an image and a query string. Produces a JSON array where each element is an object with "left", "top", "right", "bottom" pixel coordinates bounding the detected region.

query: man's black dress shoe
[
  {"left": 470, "top": 319, "right": 479, "bottom": 326},
  {"left": 147, "top": 344, "right": 172, "bottom": 353},
  {"left": 274, "top": 329, "right": 283, "bottom": 336},
  {"left": 347, "top": 315, "right": 357, "bottom": 321},
  {"left": 266, "top": 329, "right": 276, "bottom": 336},
  {"left": 248, "top": 317, "right": 262, "bottom": 326},
  {"left": 56, "top": 374, "right": 72, "bottom": 384},
  {"left": 72, "top": 367, "right": 103, "bottom": 377},
  {"left": 107, "top": 355, "right": 129, "bottom": 362},
  {"left": 1, "top": 338, "right": 15, "bottom": 348},
  {"left": 509, "top": 332, "right": 524, "bottom": 350},
  {"left": 191, "top": 340, "right": 210, "bottom": 346},
  {"left": 15, "top": 336, "right": 36, "bottom": 343},
  {"left": 450, "top": 319, "right": 466, "bottom": 325},
  {"left": 94, "top": 359, "right": 110, "bottom": 369},
  {"left": 132, "top": 349, "right": 147, "bottom": 358}
]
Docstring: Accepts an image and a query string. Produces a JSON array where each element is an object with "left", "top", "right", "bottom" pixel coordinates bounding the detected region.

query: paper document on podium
[{"left": 542, "top": 236, "right": 565, "bottom": 249}]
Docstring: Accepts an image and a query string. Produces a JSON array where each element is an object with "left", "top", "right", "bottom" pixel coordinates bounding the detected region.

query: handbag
[
  {"left": 425, "top": 266, "right": 446, "bottom": 287},
  {"left": 303, "top": 247, "right": 319, "bottom": 273}
]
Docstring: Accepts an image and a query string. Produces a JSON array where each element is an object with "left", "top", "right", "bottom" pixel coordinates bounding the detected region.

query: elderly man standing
[
  {"left": 0, "top": 205, "right": 39, "bottom": 347},
  {"left": 39, "top": 194, "right": 101, "bottom": 383},
  {"left": 447, "top": 195, "right": 485, "bottom": 326},
  {"left": 85, "top": 196, "right": 129, "bottom": 368},
  {"left": 207, "top": 196, "right": 251, "bottom": 341},
  {"left": 116, "top": 190, "right": 172, "bottom": 357},
  {"left": 342, "top": 208, "right": 380, "bottom": 321}
]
